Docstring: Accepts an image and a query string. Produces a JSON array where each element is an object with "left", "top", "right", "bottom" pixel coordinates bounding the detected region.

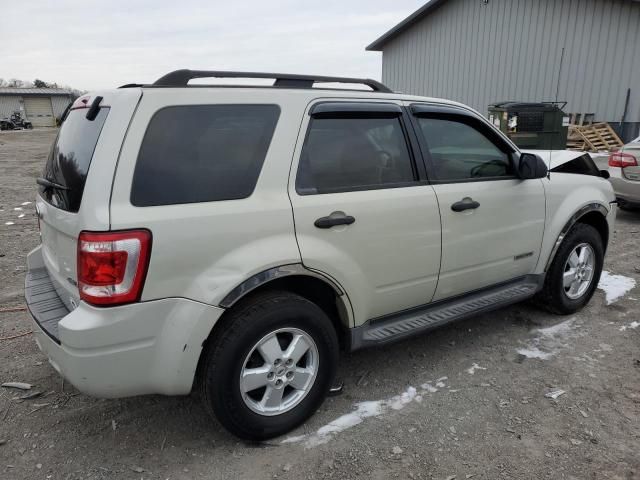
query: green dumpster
[{"left": 488, "top": 102, "right": 569, "bottom": 150}]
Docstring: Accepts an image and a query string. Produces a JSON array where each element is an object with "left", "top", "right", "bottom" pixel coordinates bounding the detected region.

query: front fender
[{"left": 535, "top": 174, "right": 615, "bottom": 274}]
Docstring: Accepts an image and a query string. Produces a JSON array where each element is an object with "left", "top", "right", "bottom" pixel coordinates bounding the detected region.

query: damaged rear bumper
[{"left": 25, "top": 245, "right": 225, "bottom": 398}]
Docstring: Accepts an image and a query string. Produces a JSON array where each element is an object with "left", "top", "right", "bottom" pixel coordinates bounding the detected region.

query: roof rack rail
[{"left": 152, "top": 69, "right": 393, "bottom": 93}]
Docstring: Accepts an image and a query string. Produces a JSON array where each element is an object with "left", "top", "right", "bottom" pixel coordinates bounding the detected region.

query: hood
[{"left": 521, "top": 149, "right": 586, "bottom": 169}]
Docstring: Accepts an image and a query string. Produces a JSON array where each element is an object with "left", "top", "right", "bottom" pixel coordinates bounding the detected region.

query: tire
[
  {"left": 535, "top": 223, "right": 604, "bottom": 314},
  {"left": 199, "top": 290, "right": 339, "bottom": 440}
]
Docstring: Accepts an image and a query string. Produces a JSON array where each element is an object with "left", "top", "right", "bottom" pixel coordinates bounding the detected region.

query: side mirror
[
  {"left": 518, "top": 153, "right": 548, "bottom": 179},
  {"left": 599, "top": 169, "right": 610, "bottom": 179}
]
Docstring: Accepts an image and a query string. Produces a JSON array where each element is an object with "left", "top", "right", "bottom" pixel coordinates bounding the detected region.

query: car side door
[
  {"left": 288, "top": 101, "right": 442, "bottom": 326},
  {"left": 408, "top": 103, "right": 546, "bottom": 301}
]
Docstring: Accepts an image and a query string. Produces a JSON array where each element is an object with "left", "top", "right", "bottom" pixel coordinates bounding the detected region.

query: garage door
[{"left": 24, "top": 97, "right": 55, "bottom": 127}]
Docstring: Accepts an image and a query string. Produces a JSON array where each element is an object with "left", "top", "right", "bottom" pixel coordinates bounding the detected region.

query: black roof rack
[{"left": 151, "top": 69, "right": 393, "bottom": 93}]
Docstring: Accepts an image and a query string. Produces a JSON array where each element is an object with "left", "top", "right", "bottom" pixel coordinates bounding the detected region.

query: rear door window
[
  {"left": 131, "top": 104, "right": 280, "bottom": 206},
  {"left": 40, "top": 108, "right": 109, "bottom": 212}
]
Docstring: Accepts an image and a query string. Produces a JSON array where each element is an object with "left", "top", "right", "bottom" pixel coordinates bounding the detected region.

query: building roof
[
  {"left": 366, "top": 0, "right": 448, "bottom": 51},
  {"left": 0, "top": 87, "right": 73, "bottom": 96},
  {"left": 367, "top": 0, "right": 640, "bottom": 51}
]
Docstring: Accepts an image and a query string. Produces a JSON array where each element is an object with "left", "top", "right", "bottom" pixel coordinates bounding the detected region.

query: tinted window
[
  {"left": 131, "top": 105, "right": 280, "bottom": 206},
  {"left": 40, "top": 108, "right": 109, "bottom": 212},
  {"left": 296, "top": 117, "right": 415, "bottom": 194},
  {"left": 416, "top": 118, "right": 513, "bottom": 181}
]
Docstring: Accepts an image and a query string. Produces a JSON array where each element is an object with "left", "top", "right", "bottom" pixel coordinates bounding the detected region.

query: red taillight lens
[
  {"left": 77, "top": 230, "right": 152, "bottom": 306},
  {"left": 608, "top": 152, "right": 638, "bottom": 168}
]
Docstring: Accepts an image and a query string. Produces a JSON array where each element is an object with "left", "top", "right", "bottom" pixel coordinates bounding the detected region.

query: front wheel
[
  {"left": 200, "top": 291, "right": 339, "bottom": 440},
  {"left": 535, "top": 223, "right": 604, "bottom": 314}
]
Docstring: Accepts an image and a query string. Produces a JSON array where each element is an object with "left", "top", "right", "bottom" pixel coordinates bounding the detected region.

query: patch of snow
[
  {"left": 598, "top": 271, "right": 636, "bottom": 305},
  {"left": 544, "top": 389, "right": 566, "bottom": 399},
  {"left": 516, "top": 318, "right": 578, "bottom": 360},
  {"left": 17, "top": 213, "right": 25, "bottom": 219},
  {"left": 13, "top": 207, "right": 22, "bottom": 211},
  {"left": 281, "top": 434, "right": 306, "bottom": 444},
  {"left": 421, "top": 382, "right": 438, "bottom": 393},
  {"left": 4, "top": 221, "right": 14, "bottom": 226},
  {"left": 388, "top": 386, "right": 418, "bottom": 410},
  {"left": 287, "top": 378, "right": 450, "bottom": 448},
  {"left": 20, "top": 201, "right": 31, "bottom": 206},
  {"left": 619, "top": 321, "right": 640, "bottom": 332},
  {"left": 466, "top": 363, "right": 487, "bottom": 375},
  {"left": 517, "top": 347, "right": 553, "bottom": 360}
]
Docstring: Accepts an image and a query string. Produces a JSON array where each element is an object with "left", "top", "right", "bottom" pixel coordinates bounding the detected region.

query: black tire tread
[
  {"left": 199, "top": 290, "right": 338, "bottom": 440},
  {"left": 534, "top": 222, "right": 604, "bottom": 315}
]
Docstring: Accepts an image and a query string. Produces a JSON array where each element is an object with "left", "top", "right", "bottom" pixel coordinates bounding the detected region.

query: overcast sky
[{"left": 2, "top": 0, "right": 425, "bottom": 91}]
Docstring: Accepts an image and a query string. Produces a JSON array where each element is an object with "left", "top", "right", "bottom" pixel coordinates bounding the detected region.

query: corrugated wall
[
  {"left": 0, "top": 96, "right": 23, "bottom": 120},
  {"left": 381, "top": 0, "right": 640, "bottom": 123},
  {"left": 50, "top": 95, "right": 72, "bottom": 118}
]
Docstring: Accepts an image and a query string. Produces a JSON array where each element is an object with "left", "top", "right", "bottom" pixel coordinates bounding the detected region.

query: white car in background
[{"left": 608, "top": 135, "right": 640, "bottom": 209}]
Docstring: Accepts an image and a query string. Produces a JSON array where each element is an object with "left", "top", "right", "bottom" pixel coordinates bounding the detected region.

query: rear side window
[
  {"left": 296, "top": 117, "right": 415, "bottom": 194},
  {"left": 40, "top": 108, "right": 109, "bottom": 213},
  {"left": 131, "top": 105, "right": 280, "bottom": 206}
]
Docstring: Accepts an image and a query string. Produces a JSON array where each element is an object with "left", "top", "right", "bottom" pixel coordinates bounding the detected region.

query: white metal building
[
  {"left": 367, "top": 0, "right": 640, "bottom": 141},
  {"left": 0, "top": 88, "right": 74, "bottom": 127}
]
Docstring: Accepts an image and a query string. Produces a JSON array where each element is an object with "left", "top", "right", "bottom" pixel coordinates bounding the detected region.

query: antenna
[{"left": 548, "top": 47, "right": 566, "bottom": 179}]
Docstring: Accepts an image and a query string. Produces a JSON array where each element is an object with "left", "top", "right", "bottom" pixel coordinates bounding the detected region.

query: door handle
[
  {"left": 314, "top": 213, "right": 356, "bottom": 229},
  {"left": 451, "top": 198, "right": 480, "bottom": 212}
]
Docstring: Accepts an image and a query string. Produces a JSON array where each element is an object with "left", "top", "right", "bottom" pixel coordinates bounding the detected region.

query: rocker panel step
[{"left": 350, "top": 275, "right": 542, "bottom": 351}]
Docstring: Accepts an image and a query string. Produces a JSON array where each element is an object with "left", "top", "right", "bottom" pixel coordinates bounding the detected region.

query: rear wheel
[
  {"left": 200, "top": 291, "right": 339, "bottom": 440},
  {"left": 535, "top": 223, "right": 604, "bottom": 314}
]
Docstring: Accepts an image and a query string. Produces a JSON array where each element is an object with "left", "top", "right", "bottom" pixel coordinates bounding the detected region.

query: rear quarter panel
[{"left": 109, "top": 89, "right": 309, "bottom": 305}]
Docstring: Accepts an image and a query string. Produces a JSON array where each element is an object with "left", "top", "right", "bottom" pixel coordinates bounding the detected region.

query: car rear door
[
  {"left": 408, "top": 103, "right": 546, "bottom": 301},
  {"left": 288, "top": 100, "right": 442, "bottom": 325}
]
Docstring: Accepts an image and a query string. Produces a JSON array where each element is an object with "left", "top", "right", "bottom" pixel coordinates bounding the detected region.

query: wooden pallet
[{"left": 566, "top": 123, "right": 623, "bottom": 152}]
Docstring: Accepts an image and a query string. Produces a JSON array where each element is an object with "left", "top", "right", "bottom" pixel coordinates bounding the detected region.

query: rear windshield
[
  {"left": 130, "top": 104, "right": 280, "bottom": 206},
  {"left": 39, "top": 108, "right": 109, "bottom": 213}
]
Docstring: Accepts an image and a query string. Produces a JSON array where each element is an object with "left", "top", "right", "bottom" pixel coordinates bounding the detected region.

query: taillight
[
  {"left": 77, "top": 230, "right": 152, "bottom": 306},
  {"left": 608, "top": 152, "right": 638, "bottom": 168}
]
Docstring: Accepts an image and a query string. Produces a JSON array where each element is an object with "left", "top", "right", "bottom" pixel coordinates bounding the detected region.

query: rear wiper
[{"left": 37, "top": 177, "right": 70, "bottom": 191}]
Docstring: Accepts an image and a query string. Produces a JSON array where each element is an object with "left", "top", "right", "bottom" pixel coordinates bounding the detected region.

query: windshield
[{"left": 39, "top": 108, "right": 109, "bottom": 212}]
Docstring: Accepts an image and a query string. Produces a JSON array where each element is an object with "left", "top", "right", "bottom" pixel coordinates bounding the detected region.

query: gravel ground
[{"left": 0, "top": 129, "right": 639, "bottom": 480}]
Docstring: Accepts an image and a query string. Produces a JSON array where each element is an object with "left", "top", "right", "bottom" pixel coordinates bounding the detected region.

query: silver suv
[{"left": 26, "top": 70, "right": 616, "bottom": 440}]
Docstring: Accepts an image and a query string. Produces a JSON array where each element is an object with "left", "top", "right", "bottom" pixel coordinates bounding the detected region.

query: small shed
[{"left": 0, "top": 88, "right": 74, "bottom": 127}]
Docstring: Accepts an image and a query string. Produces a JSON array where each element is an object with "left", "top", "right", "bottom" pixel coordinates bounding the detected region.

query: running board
[{"left": 350, "top": 275, "right": 542, "bottom": 351}]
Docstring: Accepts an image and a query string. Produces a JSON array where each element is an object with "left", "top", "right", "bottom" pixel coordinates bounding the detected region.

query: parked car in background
[
  {"left": 608, "top": 135, "right": 640, "bottom": 209},
  {"left": 25, "top": 69, "right": 616, "bottom": 440}
]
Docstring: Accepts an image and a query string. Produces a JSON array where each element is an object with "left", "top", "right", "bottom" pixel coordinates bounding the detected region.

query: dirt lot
[{"left": 0, "top": 129, "right": 639, "bottom": 480}]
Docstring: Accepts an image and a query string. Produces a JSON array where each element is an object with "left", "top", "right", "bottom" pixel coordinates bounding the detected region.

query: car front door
[
  {"left": 409, "top": 104, "right": 546, "bottom": 301},
  {"left": 289, "top": 101, "right": 442, "bottom": 325}
]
